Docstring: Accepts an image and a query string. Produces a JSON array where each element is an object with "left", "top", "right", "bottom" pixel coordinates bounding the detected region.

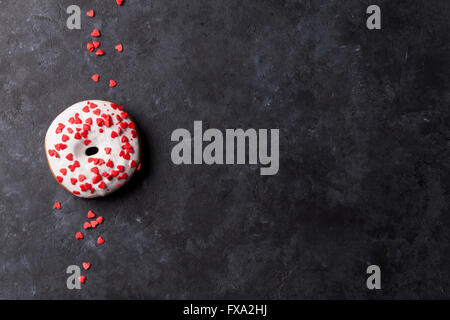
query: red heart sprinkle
[
  {"left": 56, "top": 176, "right": 63, "bottom": 183},
  {"left": 74, "top": 132, "right": 82, "bottom": 140},
  {"left": 92, "top": 174, "right": 102, "bottom": 184},
  {"left": 116, "top": 0, "right": 124, "bottom": 5},
  {"left": 104, "top": 147, "right": 112, "bottom": 154},
  {"left": 79, "top": 175, "right": 86, "bottom": 182},
  {"left": 81, "top": 183, "right": 92, "bottom": 192},
  {"left": 62, "top": 134, "right": 69, "bottom": 142},
  {"left": 93, "top": 41, "right": 100, "bottom": 48},
  {"left": 71, "top": 178, "right": 78, "bottom": 185},
  {"left": 87, "top": 43, "right": 94, "bottom": 52},
  {"left": 118, "top": 173, "right": 128, "bottom": 180},
  {"left": 85, "top": 118, "right": 93, "bottom": 125},
  {"left": 97, "top": 236, "right": 105, "bottom": 244},
  {"left": 109, "top": 80, "right": 117, "bottom": 87},
  {"left": 90, "top": 220, "right": 99, "bottom": 228},
  {"left": 120, "top": 122, "right": 128, "bottom": 129},
  {"left": 75, "top": 232, "right": 84, "bottom": 239},
  {"left": 86, "top": 10, "right": 94, "bottom": 17},
  {"left": 91, "top": 29, "right": 101, "bottom": 37},
  {"left": 56, "top": 123, "right": 65, "bottom": 134},
  {"left": 68, "top": 161, "right": 80, "bottom": 172},
  {"left": 84, "top": 140, "right": 91, "bottom": 146},
  {"left": 96, "top": 49, "right": 104, "bottom": 56},
  {"left": 82, "top": 106, "right": 90, "bottom": 113},
  {"left": 130, "top": 160, "right": 137, "bottom": 168},
  {"left": 48, "top": 149, "right": 59, "bottom": 158},
  {"left": 82, "top": 262, "right": 91, "bottom": 270},
  {"left": 66, "top": 153, "right": 74, "bottom": 161},
  {"left": 53, "top": 202, "right": 61, "bottom": 210},
  {"left": 93, "top": 109, "right": 101, "bottom": 116},
  {"left": 98, "top": 182, "right": 106, "bottom": 189},
  {"left": 83, "top": 221, "right": 92, "bottom": 229},
  {"left": 96, "top": 216, "right": 104, "bottom": 224},
  {"left": 79, "top": 275, "right": 86, "bottom": 284},
  {"left": 106, "top": 160, "right": 114, "bottom": 168},
  {"left": 111, "top": 131, "right": 118, "bottom": 138},
  {"left": 60, "top": 168, "right": 67, "bottom": 176},
  {"left": 91, "top": 74, "right": 100, "bottom": 82},
  {"left": 74, "top": 115, "right": 82, "bottom": 124},
  {"left": 115, "top": 44, "right": 123, "bottom": 52}
]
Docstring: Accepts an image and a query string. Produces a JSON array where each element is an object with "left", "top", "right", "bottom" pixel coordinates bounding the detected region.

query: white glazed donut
[{"left": 45, "top": 100, "right": 141, "bottom": 198}]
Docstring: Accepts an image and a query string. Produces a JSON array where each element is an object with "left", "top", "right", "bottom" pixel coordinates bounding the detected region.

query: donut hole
[{"left": 85, "top": 147, "right": 99, "bottom": 156}]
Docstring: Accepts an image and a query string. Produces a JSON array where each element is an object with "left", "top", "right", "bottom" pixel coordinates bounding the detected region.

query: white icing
[{"left": 45, "top": 100, "right": 141, "bottom": 198}]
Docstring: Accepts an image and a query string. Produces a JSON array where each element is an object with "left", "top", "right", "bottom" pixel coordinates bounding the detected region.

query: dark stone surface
[{"left": 0, "top": 0, "right": 449, "bottom": 299}]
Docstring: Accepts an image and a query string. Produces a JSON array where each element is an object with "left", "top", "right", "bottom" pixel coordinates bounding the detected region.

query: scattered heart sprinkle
[
  {"left": 90, "top": 220, "right": 99, "bottom": 228},
  {"left": 97, "top": 236, "right": 105, "bottom": 245},
  {"left": 83, "top": 221, "right": 92, "bottom": 230},
  {"left": 91, "top": 74, "right": 100, "bottom": 82},
  {"left": 87, "top": 43, "right": 95, "bottom": 52},
  {"left": 75, "top": 232, "right": 84, "bottom": 240},
  {"left": 82, "top": 262, "right": 91, "bottom": 270},
  {"left": 91, "top": 29, "right": 101, "bottom": 37},
  {"left": 88, "top": 210, "right": 96, "bottom": 218}
]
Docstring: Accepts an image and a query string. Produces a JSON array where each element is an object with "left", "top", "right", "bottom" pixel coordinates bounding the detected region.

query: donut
[{"left": 45, "top": 100, "right": 141, "bottom": 198}]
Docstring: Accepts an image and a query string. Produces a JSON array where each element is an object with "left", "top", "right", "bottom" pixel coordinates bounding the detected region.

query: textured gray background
[{"left": 0, "top": 0, "right": 449, "bottom": 299}]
